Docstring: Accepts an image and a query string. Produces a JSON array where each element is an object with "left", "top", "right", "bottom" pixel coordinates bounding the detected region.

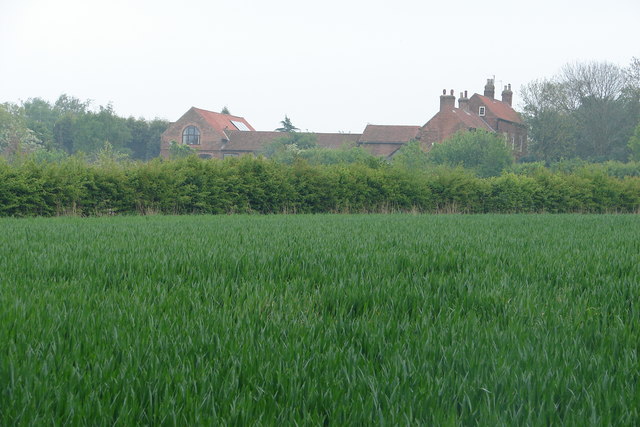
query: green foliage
[
  {"left": 275, "top": 115, "right": 299, "bottom": 132},
  {"left": 522, "top": 60, "right": 640, "bottom": 162},
  {"left": 168, "top": 141, "right": 197, "bottom": 159},
  {"left": 427, "top": 130, "right": 513, "bottom": 177},
  {"left": 2, "top": 95, "right": 169, "bottom": 161},
  {"left": 260, "top": 133, "right": 319, "bottom": 163},
  {"left": 298, "top": 146, "right": 385, "bottom": 167},
  {"left": 628, "top": 121, "right": 640, "bottom": 161},
  {"left": 391, "top": 140, "right": 430, "bottom": 171},
  {"left": 0, "top": 156, "right": 639, "bottom": 216},
  {"left": 1, "top": 214, "right": 640, "bottom": 424},
  {"left": 0, "top": 103, "right": 44, "bottom": 157}
]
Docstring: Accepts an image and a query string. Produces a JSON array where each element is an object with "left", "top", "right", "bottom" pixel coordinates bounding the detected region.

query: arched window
[{"left": 182, "top": 126, "right": 200, "bottom": 145}]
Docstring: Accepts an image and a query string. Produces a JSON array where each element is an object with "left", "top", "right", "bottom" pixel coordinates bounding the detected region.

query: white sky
[{"left": 1, "top": 0, "right": 638, "bottom": 133}]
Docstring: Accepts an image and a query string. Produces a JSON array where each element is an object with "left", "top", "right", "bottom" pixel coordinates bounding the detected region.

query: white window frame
[{"left": 479, "top": 106, "right": 486, "bottom": 116}]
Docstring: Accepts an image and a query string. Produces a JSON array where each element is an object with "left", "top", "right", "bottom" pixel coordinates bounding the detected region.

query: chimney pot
[
  {"left": 501, "top": 83, "right": 513, "bottom": 106},
  {"left": 439, "top": 88, "right": 456, "bottom": 112},
  {"left": 458, "top": 90, "right": 470, "bottom": 111},
  {"left": 484, "top": 78, "right": 495, "bottom": 99}
]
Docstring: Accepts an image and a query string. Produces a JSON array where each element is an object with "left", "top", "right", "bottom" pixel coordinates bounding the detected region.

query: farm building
[{"left": 160, "top": 79, "right": 527, "bottom": 159}]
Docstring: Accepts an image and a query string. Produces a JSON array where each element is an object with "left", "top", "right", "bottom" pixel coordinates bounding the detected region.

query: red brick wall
[
  {"left": 467, "top": 98, "right": 528, "bottom": 159},
  {"left": 160, "top": 108, "right": 226, "bottom": 158},
  {"left": 420, "top": 110, "right": 484, "bottom": 149}
]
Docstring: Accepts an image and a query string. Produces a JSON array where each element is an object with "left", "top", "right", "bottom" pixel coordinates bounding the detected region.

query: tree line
[
  {"left": 521, "top": 59, "right": 640, "bottom": 163},
  {"left": 2, "top": 58, "right": 640, "bottom": 167},
  {"left": 0, "top": 95, "right": 169, "bottom": 161}
]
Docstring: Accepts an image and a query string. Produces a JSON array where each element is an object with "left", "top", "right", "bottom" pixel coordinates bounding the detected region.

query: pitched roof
[
  {"left": 359, "top": 125, "right": 421, "bottom": 143},
  {"left": 192, "top": 107, "right": 256, "bottom": 133},
  {"left": 315, "top": 133, "right": 361, "bottom": 149},
  {"left": 222, "top": 131, "right": 362, "bottom": 152},
  {"left": 472, "top": 95, "right": 523, "bottom": 124},
  {"left": 421, "top": 108, "right": 493, "bottom": 132}
]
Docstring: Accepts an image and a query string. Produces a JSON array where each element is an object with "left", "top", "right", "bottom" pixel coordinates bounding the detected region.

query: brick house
[
  {"left": 358, "top": 125, "right": 421, "bottom": 157},
  {"left": 160, "top": 107, "right": 256, "bottom": 159},
  {"left": 160, "top": 107, "right": 360, "bottom": 159},
  {"left": 161, "top": 79, "right": 527, "bottom": 159},
  {"left": 419, "top": 79, "right": 528, "bottom": 157}
]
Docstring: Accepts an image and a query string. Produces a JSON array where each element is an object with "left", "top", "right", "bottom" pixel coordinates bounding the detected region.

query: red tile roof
[
  {"left": 419, "top": 108, "right": 493, "bottom": 144},
  {"left": 472, "top": 95, "right": 523, "bottom": 124},
  {"left": 359, "top": 125, "right": 421, "bottom": 143},
  {"left": 315, "top": 133, "right": 361, "bottom": 149},
  {"left": 192, "top": 107, "right": 256, "bottom": 133}
]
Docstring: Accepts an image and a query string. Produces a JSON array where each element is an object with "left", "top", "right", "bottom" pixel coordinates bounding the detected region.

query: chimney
[
  {"left": 501, "top": 83, "right": 513, "bottom": 106},
  {"left": 458, "top": 90, "right": 469, "bottom": 111},
  {"left": 484, "top": 78, "right": 495, "bottom": 99},
  {"left": 440, "top": 89, "right": 455, "bottom": 112}
]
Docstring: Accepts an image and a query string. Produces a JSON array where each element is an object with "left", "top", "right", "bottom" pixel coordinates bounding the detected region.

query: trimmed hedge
[{"left": 1, "top": 156, "right": 640, "bottom": 216}]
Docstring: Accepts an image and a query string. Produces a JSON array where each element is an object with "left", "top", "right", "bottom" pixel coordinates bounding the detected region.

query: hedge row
[{"left": 1, "top": 156, "right": 640, "bottom": 216}]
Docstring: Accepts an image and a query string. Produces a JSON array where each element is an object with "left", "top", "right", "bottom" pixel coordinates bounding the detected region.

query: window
[
  {"left": 231, "top": 120, "right": 250, "bottom": 131},
  {"left": 223, "top": 153, "right": 239, "bottom": 158},
  {"left": 182, "top": 126, "right": 200, "bottom": 145},
  {"left": 478, "top": 106, "right": 486, "bottom": 116}
]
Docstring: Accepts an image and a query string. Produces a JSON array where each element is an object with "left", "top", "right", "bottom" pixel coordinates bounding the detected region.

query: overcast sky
[{"left": 1, "top": 0, "right": 638, "bottom": 133}]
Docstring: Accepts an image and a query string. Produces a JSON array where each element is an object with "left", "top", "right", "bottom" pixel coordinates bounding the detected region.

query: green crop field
[{"left": 1, "top": 214, "right": 639, "bottom": 425}]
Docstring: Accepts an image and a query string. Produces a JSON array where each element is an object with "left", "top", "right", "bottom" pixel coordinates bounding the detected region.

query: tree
[
  {"left": 427, "top": 130, "right": 513, "bottom": 177},
  {"left": 275, "top": 115, "right": 299, "bottom": 132},
  {"left": 259, "top": 133, "right": 318, "bottom": 162},
  {"left": 521, "top": 61, "right": 640, "bottom": 162},
  {"left": 628, "top": 121, "right": 640, "bottom": 161},
  {"left": 0, "top": 103, "right": 43, "bottom": 157},
  {"left": 392, "top": 140, "right": 430, "bottom": 170},
  {"left": 169, "top": 141, "right": 196, "bottom": 158},
  {"left": 221, "top": 106, "right": 230, "bottom": 115}
]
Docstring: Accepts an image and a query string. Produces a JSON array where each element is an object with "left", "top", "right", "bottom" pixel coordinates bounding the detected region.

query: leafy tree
[
  {"left": 221, "top": 106, "right": 230, "bottom": 115},
  {"left": 521, "top": 80, "right": 577, "bottom": 163},
  {"left": 22, "top": 98, "right": 60, "bottom": 148},
  {"left": 94, "top": 141, "right": 129, "bottom": 166},
  {"left": 0, "top": 103, "right": 43, "bottom": 157},
  {"left": 628, "top": 121, "right": 640, "bottom": 161},
  {"left": 275, "top": 115, "right": 299, "bottom": 132},
  {"left": 54, "top": 94, "right": 90, "bottom": 115},
  {"left": 169, "top": 141, "right": 196, "bottom": 158},
  {"left": 71, "top": 105, "right": 131, "bottom": 155},
  {"left": 427, "top": 130, "right": 513, "bottom": 177},
  {"left": 521, "top": 60, "right": 640, "bottom": 162},
  {"left": 392, "top": 140, "right": 430, "bottom": 171}
]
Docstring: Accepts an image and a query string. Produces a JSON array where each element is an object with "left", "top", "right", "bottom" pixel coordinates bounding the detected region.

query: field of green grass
[{"left": 1, "top": 214, "right": 639, "bottom": 424}]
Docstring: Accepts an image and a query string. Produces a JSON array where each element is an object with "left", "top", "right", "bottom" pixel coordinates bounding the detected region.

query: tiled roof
[
  {"left": 419, "top": 108, "right": 493, "bottom": 143},
  {"left": 359, "top": 125, "right": 421, "bottom": 143},
  {"left": 315, "top": 133, "right": 361, "bottom": 149},
  {"left": 192, "top": 107, "right": 256, "bottom": 133},
  {"left": 451, "top": 108, "right": 494, "bottom": 130},
  {"left": 222, "top": 131, "right": 362, "bottom": 152},
  {"left": 472, "top": 95, "right": 523, "bottom": 124}
]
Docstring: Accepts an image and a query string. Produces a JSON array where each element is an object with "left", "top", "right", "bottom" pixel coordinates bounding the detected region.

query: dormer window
[
  {"left": 479, "top": 106, "right": 486, "bottom": 116},
  {"left": 182, "top": 126, "right": 200, "bottom": 145}
]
